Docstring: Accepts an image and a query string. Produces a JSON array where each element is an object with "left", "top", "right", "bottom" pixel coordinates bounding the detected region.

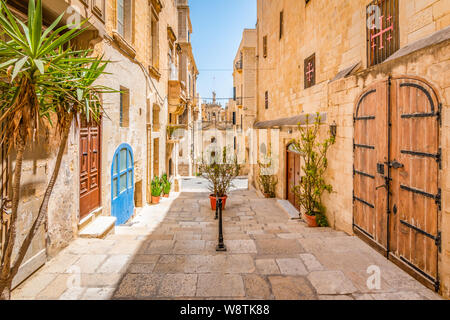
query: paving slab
[
  {"left": 158, "top": 274, "right": 198, "bottom": 297},
  {"left": 269, "top": 276, "right": 317, "bottom": 300},
  {"left": 307, "top": 271, "right": 358, "bottom": 295},
  {"left": 196, "top": 274, "right": 245, "bottom": 297},
  {"left": 255, "top": 259, "right": 281, "bottom": 275},
  {"left": 276, "top": 258, "right": 308, "bottom": 276},
  {"left": 243, "top": 275, "right": 272, "bottom": 299}
]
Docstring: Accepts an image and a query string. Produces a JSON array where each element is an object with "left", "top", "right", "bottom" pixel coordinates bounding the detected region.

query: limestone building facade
[
  {"left": 230, "top": 29, "right": 258, "bottom": 175},
  {"left": 251, "top": 0, "right": 450, "bottom": 297},
  {"left": 1, "top": 0, "right": 197, "bottom": 289}
]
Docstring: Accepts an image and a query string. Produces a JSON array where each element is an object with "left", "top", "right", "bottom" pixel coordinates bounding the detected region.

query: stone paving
[{"left": 12, "top": 180, "right": 441, "bottom": 300}]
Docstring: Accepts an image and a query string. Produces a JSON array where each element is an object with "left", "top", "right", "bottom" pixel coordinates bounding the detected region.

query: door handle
[
  {"left": 393, "top": 204, "right": 398, "bottom": 215},
  {"left": 387, "top": 160, "right": 404, "bottom": 169}
]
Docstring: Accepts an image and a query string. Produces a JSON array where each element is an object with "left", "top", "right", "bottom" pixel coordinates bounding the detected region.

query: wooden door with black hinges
[
  {"left": 353, "top": 77, "right": 441, "bottom": 292},
  {"left": 79, "top": 119, "right": 102, "bottom": 220},
  {"left": 353, "top": 80, "right": 389, "bottom": 250},
  {"left": 388, "top": 77, "right": 440, "bottom": 291}
]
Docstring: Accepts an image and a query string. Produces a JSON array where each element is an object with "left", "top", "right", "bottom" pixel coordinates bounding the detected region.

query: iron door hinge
[
  {"left": 435, "top": 279, "right": 440, "bottom": 293},
  {"left": 437, "top": 103, "right": 442, "bottom": 126},
  {"left": 437, "top": 148, "right": 442, "bottom": 169},
  {"left": 435, "top": 188, "right": 441, "bottom": 211},
  {"left": 436, "top": 231, "right": 442, "bottom": 253}
]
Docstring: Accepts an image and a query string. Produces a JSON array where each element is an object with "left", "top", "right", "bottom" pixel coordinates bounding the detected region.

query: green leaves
[
  {"left": 0, "top": 0, "right": 113, "bottom": 147},
  {"left": 291, "top": 112, "right": 336, "bottom": 221},
  {"left": 11, "top": 56, "right": 28, "bottom": 82},
  {"left": 199, "top": 147, "right": 241, "bottom": 197}
]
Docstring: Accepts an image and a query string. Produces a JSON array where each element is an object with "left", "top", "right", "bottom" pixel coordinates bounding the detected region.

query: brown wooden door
[
  {"left": 80, "top": 120, "right": 101, "bottom": 220},
  {"left": 287, "top": 148, "right": 301, "bottom": 210},
  {"left": 353, "top": 77, "right": 440, "bottom": 291},
  {"left": 353, "top": 81, "right": 389, "bottom": 248},
  {"left": 389, "top": 78, "right": 440, "bottom": 286},
  {"left": 287, "top": 151, "right": 295, "bottom": 207},
  {"left": 153, "top": 138, "right": 159, "bottom": 177}
]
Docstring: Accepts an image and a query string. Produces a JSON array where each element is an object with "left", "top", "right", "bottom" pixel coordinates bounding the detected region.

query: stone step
[
  {"left": 79, "top": 216, "right": 117, "bottom": 239},
  {"left": 277, "top": 199, "right": 301, "bottom": 220}
]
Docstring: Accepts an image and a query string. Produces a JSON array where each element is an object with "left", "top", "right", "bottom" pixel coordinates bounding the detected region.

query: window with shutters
[
  {"left": 92, "top": 0, "right": 106, "bottom": 21},
  {"left": 120, "top": 87, "right": 130, "bottom": 128},
  {"left": 279, "top": 11, "right": 284, "bottom": 39},
  {"left": 117, "top": 0, "right": 133, "bottom": 43},
  {"left": 263, "top": 35, "right": 267, "bottom": 58},
  {"left": 149, "top": 9, "right": 160, "bottom": 71},
  {"left": 265, "top": 91, "right": 269, "bottom": 109},
  {"left": 232, "top": 112, "right": 236, "bottom": 125},
  {"left": 367, "top": 0, "right": 399, "bottom": 67}
]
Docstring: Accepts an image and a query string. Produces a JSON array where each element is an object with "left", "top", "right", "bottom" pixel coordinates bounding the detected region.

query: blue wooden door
[{"left": 111, "top": 144, "right": 134, "bottom": 225}]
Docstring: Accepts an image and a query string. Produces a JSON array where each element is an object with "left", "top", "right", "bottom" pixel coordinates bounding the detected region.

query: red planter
[
  {"left": 152, "top": 196, "right": 160, "bottom": 204},
  {"left": 303, "top": 213, "right": 318, "bottom": 227},
  {"left": 210, "top": 195, "right": 228, "bottom": 211}
]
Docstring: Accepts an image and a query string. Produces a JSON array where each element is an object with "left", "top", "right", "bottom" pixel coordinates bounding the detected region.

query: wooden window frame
[
  {"left": 279, "top": 11, "right": 284, "bottom": 40},
  {"left": 304, "top": 53, "right": 316, "bottom": 89},
  {"left": 263, "top": 35, "right": 268, "bottom": 58},
  {"left": 120, "top": 86, "right": 130, "bottom": 128},
  {"left": 366, "top": 0, "right": 399, "bottom": 67},
  {"left": 117, "top": 0, "right": 133, "bottom": 43},
  {"left": 265, "top": 91, "right": 269, "bottom": 110},
  {"left": 91, "top": 0, "right": 106, "bottom": 22}
]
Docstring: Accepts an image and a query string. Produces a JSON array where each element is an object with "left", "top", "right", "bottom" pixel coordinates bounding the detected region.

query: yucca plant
[{"left": 0, "top": 0, "right": 112, "bottom": 299}]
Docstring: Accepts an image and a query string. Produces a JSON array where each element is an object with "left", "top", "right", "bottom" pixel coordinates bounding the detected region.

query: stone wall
[{"left": 254, "top": 0, "right": 450, "bottom": 298}]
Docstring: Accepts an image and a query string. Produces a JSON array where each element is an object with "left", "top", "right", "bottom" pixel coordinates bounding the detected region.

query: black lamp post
[{"left": 215, "top": 195, "right": 227, "bottom": 252}]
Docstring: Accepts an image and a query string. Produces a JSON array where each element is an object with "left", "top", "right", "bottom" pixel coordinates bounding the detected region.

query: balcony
[
  {"left": 168, "top": 80, "right": 187, "bottom": 115},
  {"left": 236, "top": 97, "right": 243, "bottom": 108},
  {"left": 167, "top": 125, "right": 187, "bottom": 144},
  {"left": 235, "top": 60, "right": 243, "bottom": 73}
]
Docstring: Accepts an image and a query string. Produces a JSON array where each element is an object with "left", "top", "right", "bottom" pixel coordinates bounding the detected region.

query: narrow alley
[{"left": 12, "top": 179, "right": 441, "bottom": 300}]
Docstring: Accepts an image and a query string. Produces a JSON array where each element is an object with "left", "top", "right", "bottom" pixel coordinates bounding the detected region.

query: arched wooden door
[
  {"left": 353, "top": 81, "right": 389, "bottom": 248},
  {"left": 353, "top": 77, "right": 441, "bottom": 291},
  {"left": 111, "top": 144, "right": 134, "bottom": 225},
  {"left": 389, "top": 77, "right": 441, "bottom": 290}
]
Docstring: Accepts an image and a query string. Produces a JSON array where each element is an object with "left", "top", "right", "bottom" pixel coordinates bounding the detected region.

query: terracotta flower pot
[
  {"left": 152, "top": 196, "right": 160, "bottom": 204},
  {"left": 163, "top": 193, "right": 170, "bottom": 198},
  {"left": 304, "top": 213, "right": 318, "bottom": 227},
  {"left": 210, "top": 195, "right": 228, "bottom": 211}
]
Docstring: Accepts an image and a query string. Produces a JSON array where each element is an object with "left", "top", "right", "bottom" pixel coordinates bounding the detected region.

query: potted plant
[
  {"left": 291, "top": 113, "right": 335, "bottom": 227},
  {"left": 199, "top": 147, "right": 241, "bottom": 210},
  {"left": 258, "top": 154, "right": 278, "bottom": 198},
  {"left": 161, "top": 174, "right": 172, "bottom": 198},
  {"left": 151, "top": 176, "right": 163, "bottom": 204}
]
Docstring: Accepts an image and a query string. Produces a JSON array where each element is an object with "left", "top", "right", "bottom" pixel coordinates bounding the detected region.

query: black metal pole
[
  {"left": 215, "top": 194, "right": 219, "bottom": 220},
  {"left": 216, "top": 197, "right": 226, "bottom": 252}
]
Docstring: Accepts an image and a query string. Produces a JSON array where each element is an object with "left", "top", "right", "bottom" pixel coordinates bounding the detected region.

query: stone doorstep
[
  {"left": 276, "top": 200, "right": 301, "bottom": 220},
  {"left": 79, "top": 216, "right": 117, "bottom": 239},
  {"left": 78, "top": 207, "right": 104, "bottom": 231}
]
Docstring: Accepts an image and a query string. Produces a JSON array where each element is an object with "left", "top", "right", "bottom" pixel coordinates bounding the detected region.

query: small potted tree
[
  {"left": 151, "top": 176, "right": 163, "bottom": 204},
  {"left": 258, "top": 154, "right": 278, "bottom": 198},
  {"left": 291, "top": 113, "right": 335, "bottom": 227},
  {"left": 199, "top": 147, "right": 241, "bottom": 210}
]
